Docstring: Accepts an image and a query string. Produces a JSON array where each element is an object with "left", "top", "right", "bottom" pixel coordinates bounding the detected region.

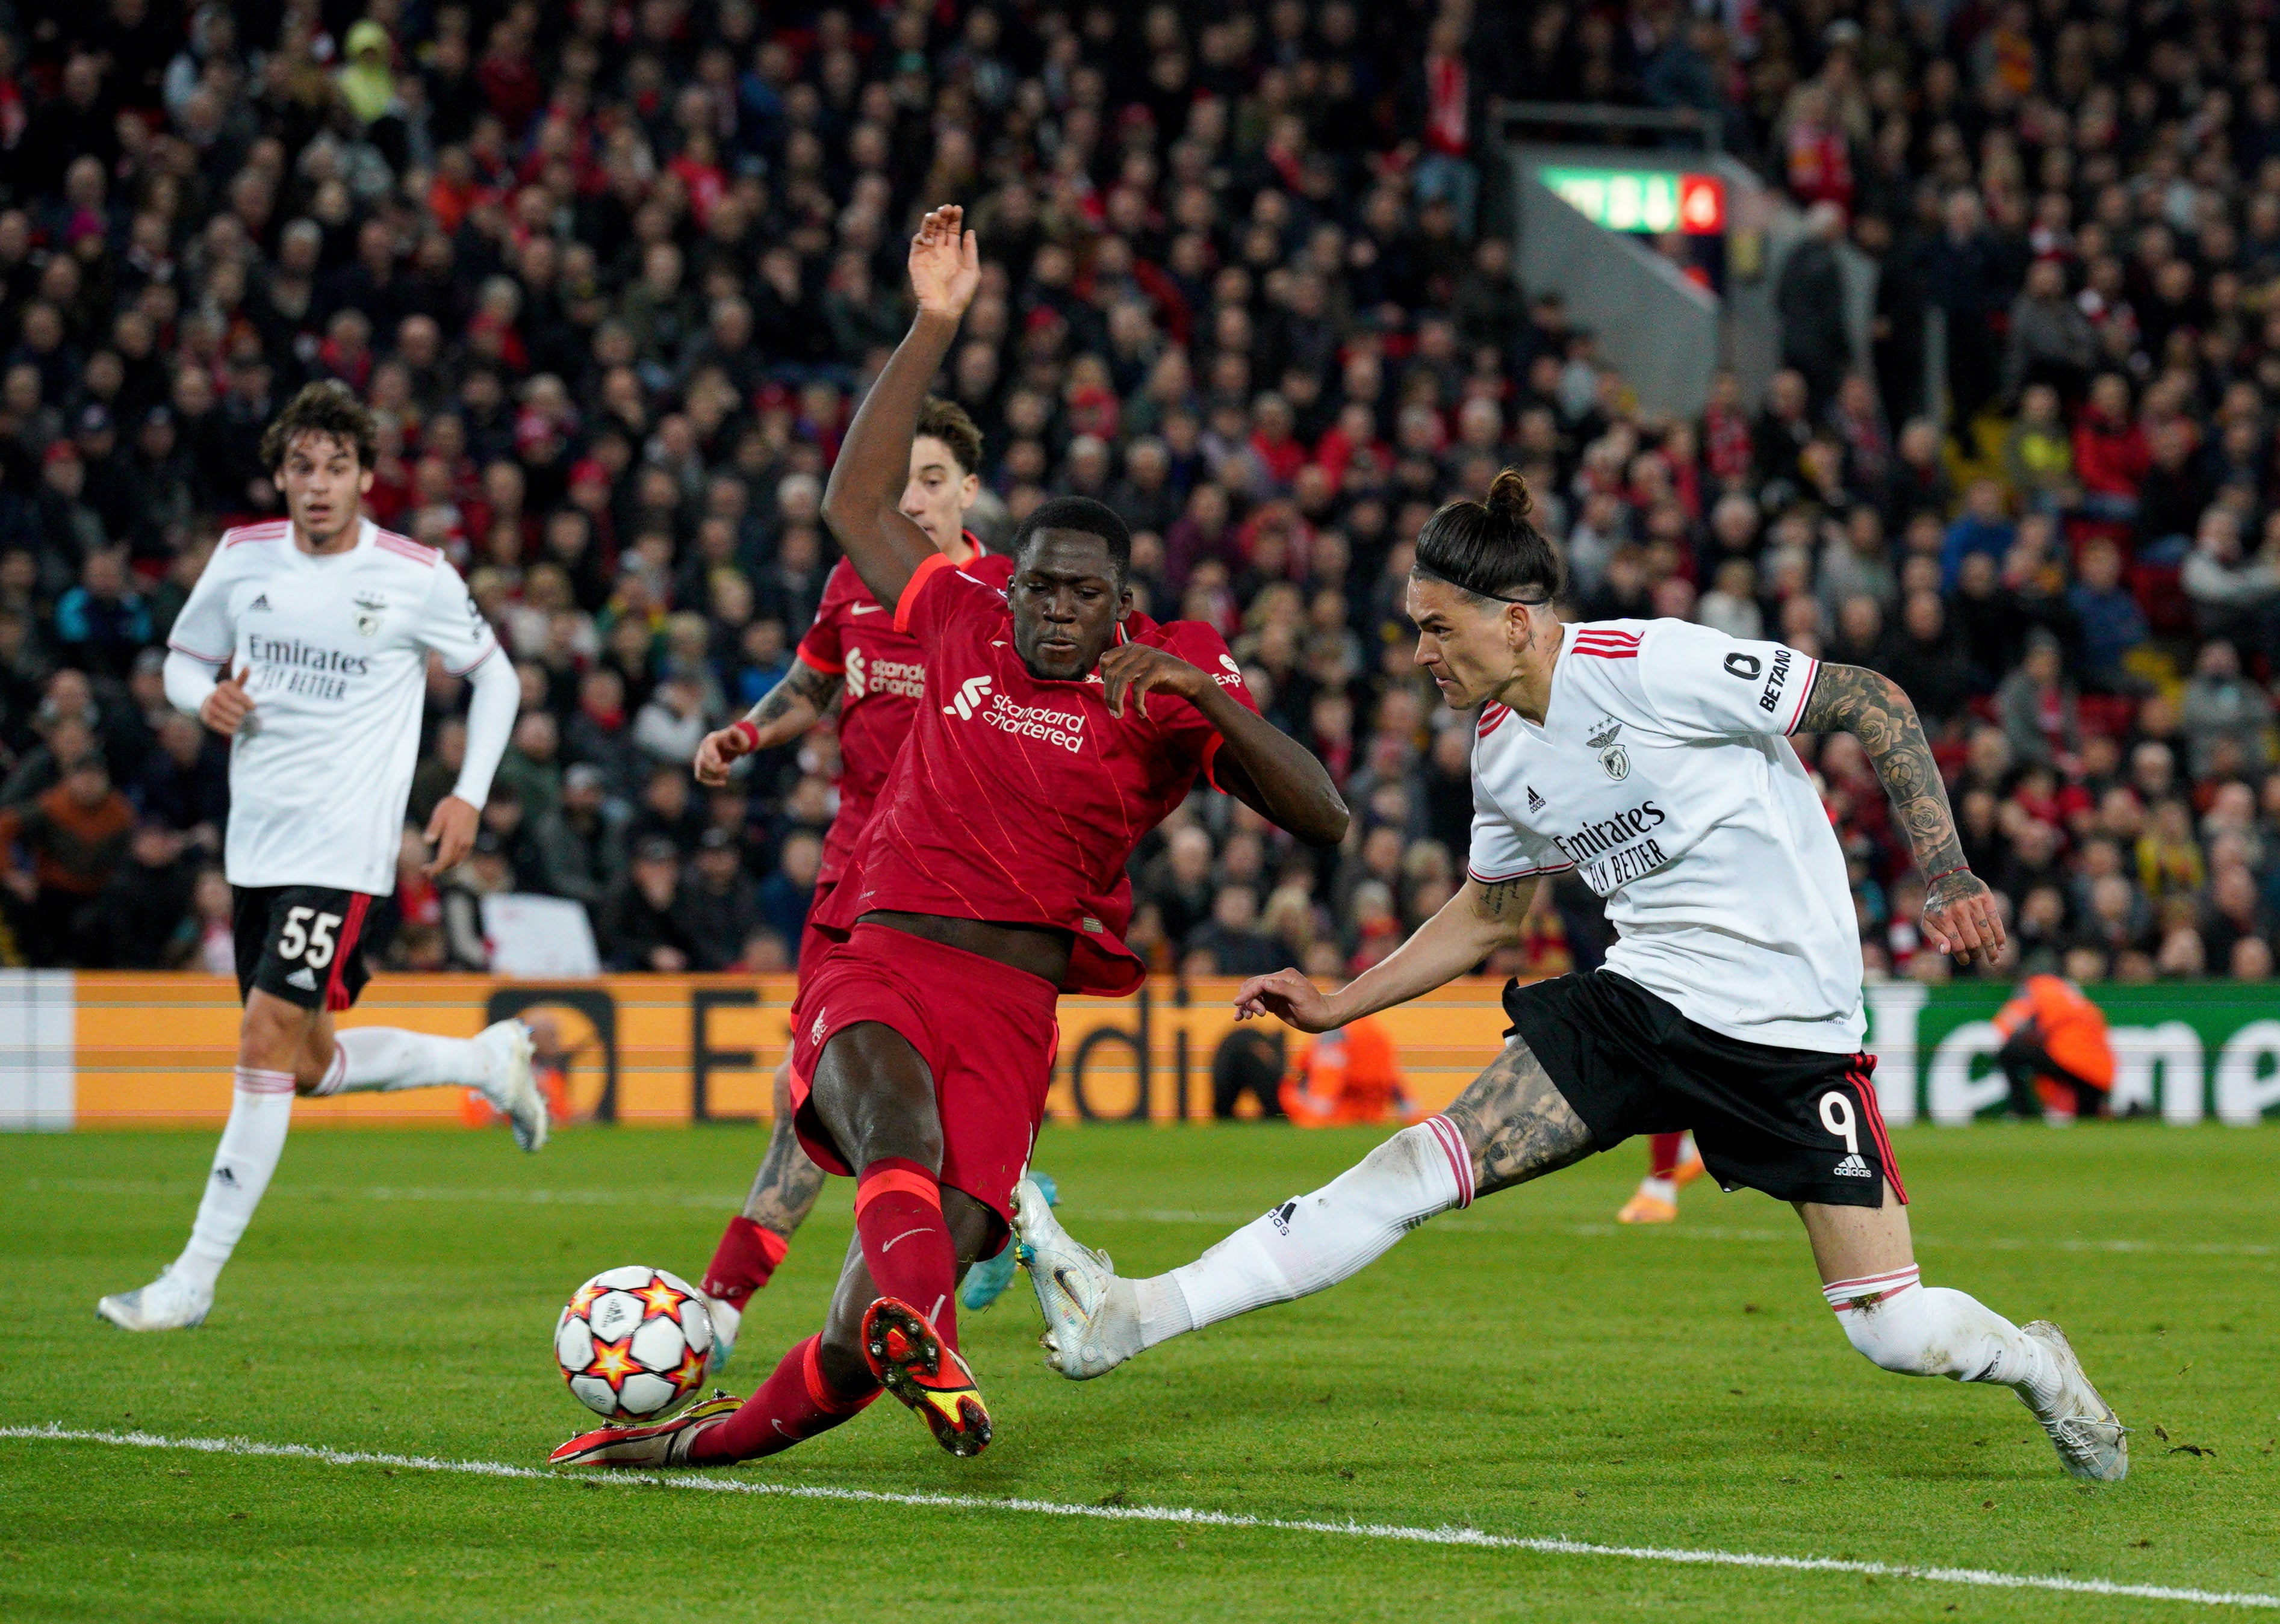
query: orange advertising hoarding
[{"left": 64, "top": 973, "right": 1519, "bottom": 1129}]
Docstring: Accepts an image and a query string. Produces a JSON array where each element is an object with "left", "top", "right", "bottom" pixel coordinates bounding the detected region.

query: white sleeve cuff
[{"left": 450, "top": 652, "right": 519, "bottom": 809}]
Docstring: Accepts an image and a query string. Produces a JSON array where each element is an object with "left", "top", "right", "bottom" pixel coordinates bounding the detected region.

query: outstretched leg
[
  {"left": 1800, "top": 1189, "right": 2126, "bottom": 1480},
  {"left": 1020, "top": 1034, "right": 1594, "bottom": 1378},
  {"left": 685, "top": 1185, "right": 996, "bottom": 1464},
  {"left": 701, "top": 1021, "right": 992, "bottom": 1459},
  {"left": 699, "top": 1060, "right": 828, "bottom": 1367}
]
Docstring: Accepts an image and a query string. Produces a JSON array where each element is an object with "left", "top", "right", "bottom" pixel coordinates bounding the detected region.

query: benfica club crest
[{"left": 1589, "top": 719, "right": 1629, "bottom": 781}]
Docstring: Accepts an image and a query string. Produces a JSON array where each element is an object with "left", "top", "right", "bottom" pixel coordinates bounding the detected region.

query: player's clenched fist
[
  {"left": 909, "top": 205, "right": 981, "bottom": 322},
  {"left": 1233, "top": 967, "right": 1340, "bottom": 1033},
  {"left": 1098, "top": 642, "right": 1210, "bottom": 720},
  {"left": 693, "top": 720, "right": 759, "bottom": 787},
  {"left": 200, "top": 665, "right": 255, "bottom": 736}
]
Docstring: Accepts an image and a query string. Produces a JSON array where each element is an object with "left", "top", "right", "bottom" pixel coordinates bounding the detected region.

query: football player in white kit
[
  {"left": 1017, "top": 469, "right": 2128, "bottom": 1482},
  {"left": 97, "top": 383, "right": 546, "bottom": 1333}
]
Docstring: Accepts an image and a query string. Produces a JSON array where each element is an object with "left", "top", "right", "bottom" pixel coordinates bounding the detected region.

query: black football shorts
[
  {"left": 1500, "top": 969, "right": 1905, "bottom": 1209},
  {"left": 231, "top": 885, "right": 377, "bottom": 1012}
]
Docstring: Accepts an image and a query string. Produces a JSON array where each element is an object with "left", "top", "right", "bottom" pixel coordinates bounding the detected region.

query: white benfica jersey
[
  {"left": 1468, "top": 618, "right": 1864, "bottom": 1053},
  {"left": 167, "top": 516, "right": 500, "bottom": 896}
]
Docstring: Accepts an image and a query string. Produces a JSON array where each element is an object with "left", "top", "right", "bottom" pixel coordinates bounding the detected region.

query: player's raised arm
[
  {"left": 1795, "top": 663, "right": 2004, "bottom": 964},
  {"left": 821, "top": 205, "right": 979, "bottom": 609}
]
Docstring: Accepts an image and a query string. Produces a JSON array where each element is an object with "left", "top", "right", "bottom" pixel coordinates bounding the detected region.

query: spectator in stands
[
  {"left": 600, "top": 837, "right": 701, "bottom": 975},
  {"left": 0, "top": 752, "right": 132, "bottom": 960}
]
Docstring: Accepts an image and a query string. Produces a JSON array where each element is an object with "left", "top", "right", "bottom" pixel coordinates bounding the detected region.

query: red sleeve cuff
[
  {"left": 1783, "top": 656, "right": 1821, "bottom": 735},
  {"left": 893, "top": 553, "right": 953, "bottom": 634},
  {"left": 794, "top": 645, "right": 842, "bottom": 676}
]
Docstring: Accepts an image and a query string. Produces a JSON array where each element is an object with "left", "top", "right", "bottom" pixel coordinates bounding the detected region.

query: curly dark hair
[
  {"left": 258, "top": 382, "right": 377, "bottom": 474},
  {"left": 915, "top": 395, "right": 984, "bottom": 477}
]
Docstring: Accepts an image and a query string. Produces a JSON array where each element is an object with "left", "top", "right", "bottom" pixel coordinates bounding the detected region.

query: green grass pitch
[{"left": 1, "top": 1120, "right": 2273, "bottom": 1622}]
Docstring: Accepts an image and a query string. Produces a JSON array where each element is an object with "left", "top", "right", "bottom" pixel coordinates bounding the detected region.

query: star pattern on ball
[
  {"left": 583, "top": 1334, "right": 641, "bottom": 1394},
  {"left": 635, "top": 1277, "right": 688, "bottom": 1319},
  {"left": 668, "top": 1340, "right": 707, "bottom": 1398},
  {"left": 566, "top": 1280, "right": 606, "bottom": 1319}
]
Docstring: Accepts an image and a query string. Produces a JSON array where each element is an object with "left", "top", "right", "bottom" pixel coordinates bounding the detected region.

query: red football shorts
[
  {"left": 787, "top": 923, "right": 1060, "bottom": 1240},
  {"left": 795, "top": 878, "right": 842, "bottom": 989}
]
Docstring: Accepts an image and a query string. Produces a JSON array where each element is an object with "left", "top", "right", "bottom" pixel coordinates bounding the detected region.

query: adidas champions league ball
[{"left": 554, "top": 1266, "right": 714, "bottom": 1421}]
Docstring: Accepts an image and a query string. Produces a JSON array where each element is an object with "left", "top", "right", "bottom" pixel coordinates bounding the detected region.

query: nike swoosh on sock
[{"left": 878, "top": 1226, "right": 931, "bottom": 1254}]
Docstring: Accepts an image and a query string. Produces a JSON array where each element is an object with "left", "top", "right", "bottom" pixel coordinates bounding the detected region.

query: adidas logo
[
  {"left": 211, "top": 1165, "right": 238, "bottom": 1188},
  {"left": 248, "top": 594, "right": 271, "bottom": 611},
  {"left": 1526, "top": 785, "right": 1545, "bottom": 812},
  {"left": 285, "top": 967, "right": 317, "bottom": 990},
  {"left": 1833, "top": 1153, "right": 1873, "bottom": 1178}
]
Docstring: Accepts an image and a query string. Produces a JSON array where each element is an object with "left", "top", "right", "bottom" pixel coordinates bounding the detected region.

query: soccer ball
[{"left": 554, "top": 1266, "right": 715, "bottom": 1421}]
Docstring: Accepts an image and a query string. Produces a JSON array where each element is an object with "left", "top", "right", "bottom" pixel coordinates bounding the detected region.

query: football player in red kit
[
  {"left": 686, "top": 398, "right": 1019, "bottom": 1369},
  {"left": 550, "top": 205, "right": 1347, "bottom": 1469}
]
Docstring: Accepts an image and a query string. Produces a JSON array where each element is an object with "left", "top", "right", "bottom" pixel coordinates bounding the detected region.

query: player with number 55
[{"left": 96, "top": 384, "right": 547, "bottom": 1334}]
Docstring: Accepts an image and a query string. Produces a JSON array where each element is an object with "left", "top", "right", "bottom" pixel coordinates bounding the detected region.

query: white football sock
[
  {"left": 1823, "top": 1266, "right": 2063, "bottom": 1408},
  {"left": 315, "top": 1027, "right": 492, "bottom": 1094},
  {"left": 172, "top": 1068, "right": 296, "bottom": 1291},
  {"left": 1639, "top": 1175, "right": 1677, "bottom": 1203},
  {"left": 1142, "top": 1117, "right": 1473, "bottom": 1348}
]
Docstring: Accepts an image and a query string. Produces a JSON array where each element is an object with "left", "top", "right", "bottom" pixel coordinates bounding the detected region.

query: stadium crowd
[{"left": 0, "top": 0, "right": 2271, "bottom": 987}]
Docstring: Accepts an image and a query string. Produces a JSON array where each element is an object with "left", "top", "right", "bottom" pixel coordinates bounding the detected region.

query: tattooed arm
[
  {"left": 1797, "top": 662, "right": 2006, "bottom": 964},
  {"left": 692, "top": 659, "right": 845, "bottom": 786},
  {"left": 1232, "top": 873, "right": 1541, "bottom": 1032}
]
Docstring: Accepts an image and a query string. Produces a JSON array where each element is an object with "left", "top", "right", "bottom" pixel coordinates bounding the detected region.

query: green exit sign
[{"left": 1538, "top": 167, "right": 1727, "bottom": 235}]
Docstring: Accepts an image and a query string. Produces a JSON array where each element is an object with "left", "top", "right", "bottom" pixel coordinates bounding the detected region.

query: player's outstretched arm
[
  {"left": 1098, "top": 642, "right": 1347, "bottom": 846},
  {"left": 821, "top": 205, "right": 979, "bottom": 609},
  {"left": 1797, "top": 662, "right": 2005, "bottom": 964},
  {"left": 694, "top": 661, "right": 845, "bottom": 786},
  {"left": 1234, "top": 874, "right": 1538, "bottom": 1032}
]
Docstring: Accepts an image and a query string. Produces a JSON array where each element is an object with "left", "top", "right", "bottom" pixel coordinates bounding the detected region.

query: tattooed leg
[
  {"left": 741, "top": 1060, "right": 829, "bottom": 1235},
  {"left": 1024, "top": 1035, "right": 1598, "bottom": 1375},
  {"left": 700, "top": 1061, "right": 830, "bottom": 1350},
  {"left": 1442, "top": 1033, "right": 1598, "bottom": 1197}
]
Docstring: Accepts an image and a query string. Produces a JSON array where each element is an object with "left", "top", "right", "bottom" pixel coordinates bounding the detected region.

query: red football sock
[
  {"left": 854, "top": 1156, "right": 960, "bottom": 1352},
  {"left": 701, "top": 1216, "right": 790, "bottom": 1310},
  {"left": 1648, "top": 1132, "right": 1685, "bottom": 1180},
  {"left": 685, "top": 1334, "right": 878, "bottom": 1464}
]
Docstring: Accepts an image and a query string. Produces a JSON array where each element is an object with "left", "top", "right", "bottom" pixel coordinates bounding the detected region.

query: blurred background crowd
[{"left": 0, "top": 0, "right": 2273, "bottom": 987}]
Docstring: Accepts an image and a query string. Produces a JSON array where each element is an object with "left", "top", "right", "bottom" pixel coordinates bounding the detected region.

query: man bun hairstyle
[
  {"left": 915, "top": 395, "right": 984, "bottom": 477},
  {"left": 1412, "top": 468, "right": 1564, "bottom": 605},
  {"left": 1011, "top": 495, "right": 1132, "bottom": 584},
  {"left": 260, "top": 380, "right": 377, "bottom": 474}
]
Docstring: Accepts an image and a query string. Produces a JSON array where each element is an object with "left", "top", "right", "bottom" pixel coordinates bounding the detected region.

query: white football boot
[
  {"left": 702, "top": 1294, "right": 742, "bottom": 1376},
  {"left": 2019, "top": 1321, "right": 2128, "bottom": 1481},
  {"left": 1013, "top": 1176, "right": 1144, "bottom": 1380},
  {"left": 473, "top": 1020, "right": 547, "bottom": 1151},
  {"left": 96, "top": 1267, "right": 213, "bottom": 1331}
]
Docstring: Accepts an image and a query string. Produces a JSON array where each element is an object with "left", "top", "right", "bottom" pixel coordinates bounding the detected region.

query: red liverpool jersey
[
  {"left": 794, "top": 541, "right": 1016, "bottom": 888},
  {"left": 820, "top": 551, "right": 1259, "bottom": 997}
]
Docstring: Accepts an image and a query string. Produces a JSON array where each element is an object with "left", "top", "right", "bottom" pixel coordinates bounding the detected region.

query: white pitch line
[
  {"left": 21, "top": 1178, "right": 2278, "bottom": 1259},
  {"left": 2, "top": 1424, "right": 2272, "bottom": 1611}
]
